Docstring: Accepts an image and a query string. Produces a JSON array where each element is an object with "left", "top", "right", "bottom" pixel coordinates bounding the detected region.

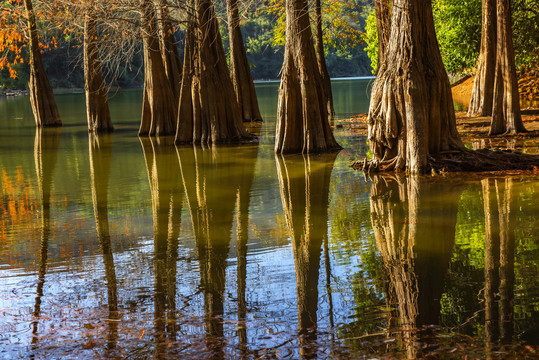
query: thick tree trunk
[
  {"left": 139, "top": 0, "right": 177, "bottom": 137},
  {"left": 176, "top": 0, "right": 252, "bottom": 144},
  {"left": 490, "top": 0, "right": 526, "bottom": 135},
  {"left": 276, "top": 153, "right": 337, "bottom": 358},
  {"left": 366, "top": 0, "right": 463, "bottom": 173},
  {"left": 275, "top": 0, "right": 341, "bottom": 154},
  {"left": 314, "top": 0, "right": 334, "bottom": 118},
  {"left": 374, "top": 0, "right": 391, "bottom": 70},
  {"left": 156, "top": 0, "right": 182, "bottom": 100},
  {"left": 468, "top": 0, "right": 496, "bottom": 116},
  {"left": 84, "top": 7, "right": 113, "bottom": 133},
  {"left": 370, "top": 175, "right": 461, "bottom": 357},
  {"left": 88, "top": 134, "right": 119, "bottom": 352},
  {"left": 24, "top": 0, "right": 61, "bottom": 128},
  {"left": 226, "top": 0, "right": 263, "bottom": 122}
]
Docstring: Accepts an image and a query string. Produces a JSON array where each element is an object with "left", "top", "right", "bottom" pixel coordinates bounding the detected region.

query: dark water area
[{"left": 0, "top": 79, "right": 538, "bottom": 359}]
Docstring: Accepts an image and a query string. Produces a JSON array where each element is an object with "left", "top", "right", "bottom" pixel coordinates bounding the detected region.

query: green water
[{"left": 0, "top": 79, "right": 538, "bottom": 359}]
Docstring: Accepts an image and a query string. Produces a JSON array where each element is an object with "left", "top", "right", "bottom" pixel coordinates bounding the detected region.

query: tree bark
[
  {"left": 468, "top": 0, "right": 496, "bottom": 116},
  {"left": 139, "top": 0, "right": 177, "bottom": 137},
  {"left": 314, "top": 0, "right": 334, "bottom": 118},
  {"left": 275, "top": 0, "right": 341, "bottom": 154},
  {"left": 176, "top": 0, "right": 252, "bottom": 144},
  {"left": 226, "top": 0, "right": 263, "bottom": 122},
  {"left": 88, "top": 134, "right": 119, "bottom": 352},
  {"left": 366, "top": 0, "right": 463, "bottom": 173},
  {"left": 84, "top": 6, "right": 113, "bottom": 133},
  {"left": 24, "top": 0, "right": 61, "bottom": 128},
  {"left": 276, "top": 153, "right": 337, "bottom": 358},
  {"left": 374, "top": 0, "right": 391, "bottom": 70},
  {"left": 156, "top": 0, "right": 182, "bottom": 100},
  {"left": 490, "top": 0, "right": 526, "bottom": 135}
]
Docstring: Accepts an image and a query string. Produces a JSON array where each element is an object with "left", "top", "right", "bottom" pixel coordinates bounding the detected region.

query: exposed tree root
[{"left": 353, "top": 149, "right": 539, "bottom": 174}]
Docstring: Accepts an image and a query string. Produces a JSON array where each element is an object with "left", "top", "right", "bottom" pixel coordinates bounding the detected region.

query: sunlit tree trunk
[
  {"left": 490, "top": 0, "right": 526, "bottom": 135},
  {"left": 141, "top": 137, "right": 183, "bottom": 356},
  {"left": 314, "top": 0, "right": 334, "bottom": 117},
  {"left": 156, "top": 0, "right": 182, "bottom": 100},
  {"left": 32, "top": 128, "right": 61, "bottom": 345},
  {"left": 24, "top": 0, "right": 61, "bottom": 127},
  {"left": 374, "top": 0, "right": 391, "bottom": 70},
  {"left": 275, "top": 0, "right": 341, "bottom": 154},
  {"left": 139, "top": 0, "right": 177, "bottom": 137},
  {"left": 366, "top": 0, "right": 463, "bottom": 173},
  {"left": 468, "top": 0, "right": 496, "bottom": 116},
  {"left": 276, "top": 153, "right": 337, "bottom": 357},
  {"left": 89, "top": 134, "right": 119, "bottom": 352},
  {"left": 226, "top": 0, "right": 263, "bottom": 122},
  {"left": 84, "top": 5, "right": 113, "bottom": 133},
  {"left": 176, "top": 0, "right": 252, "bottom": 144}
]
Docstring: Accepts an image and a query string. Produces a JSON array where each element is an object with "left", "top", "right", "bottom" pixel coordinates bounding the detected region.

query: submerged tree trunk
[
  {"left": 314, "top": 0, "right": 334, "bottom": 118},
  {"left": 365, "top": 0, "right": 463, "bottom": 173},
  {"left": 156, "top": 0, "right": 182, "bottom": 100},
  {"left": 226, "top": 0, "right": 263, "bottom": 122},
  {"left": 468, "top": 0, "right": 496, "bottom": 116},
  {"left": 176, "top": 0, "right": 252, "bottom": 144},
  {"left": 139, "top": 0, "right": 177, "bottom": 137},
  {"left": 490, "top": 0, "right": 526, "bottom": 135},
  {"left": 275, "top": 0, "right": 341, "bottom": 154},
  {"left": 84, "top": 6, "right": 113, "bottom": 133},
  {"left": 24, "top": 0, "right": 61, "bottom": 127},
  {"left": 374, "top": 0, "right": 391, "bottom": 68},
  {"left": 276, "top": 153, "right": 337, "bottom": 358}
]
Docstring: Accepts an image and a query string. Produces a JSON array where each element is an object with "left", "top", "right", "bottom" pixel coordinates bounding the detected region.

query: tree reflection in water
[
  {"left": 31, "top": 128, "right": 61, "bottom": 350},
  {"left": 369, "top": 174, "right": 462, "bottom": 359},
  {"left": 178, "top": 144, "right": 258, "bottom": 359},
  {"left": 89, "top": 134, "right": 119, "bottom": 353},
  {"left": 276, "top": 153, "right": 338, "bottom": 359}
]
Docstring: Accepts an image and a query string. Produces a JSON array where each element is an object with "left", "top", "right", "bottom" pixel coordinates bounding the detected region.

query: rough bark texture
[
  {"left": 226, "top": 0, "right": 263, "bottom": 122},
  {"left": 366, "top": 0, "right": 463, "bottom": 173},
  {"left": 468, "top": 0, "right": 497, "bottom": 116},
  {"left": 275, "top": 0, "right": 341, "bottom": 154},
  {"left": 32, "top": 128, "right": 61, "bottom": 343},
  {"left": 24, "top": 0, "right": 61, "bottom": 128},
  {"left": 276, "top": 153, "right": 337, "bottom": 358},
  {"left": 140, "top": 137, "right": 182, "bottom": 355},
  {"left": 176, "top": 0, "right": 252, "bottom": 144},
  {"left": 88, "top": 134, "right": 119, "bottom": 352},
  {"left": 177, "top": 145, "right": 258, "bottom": 353},
  {"left": 314, "top": 0, "right": 334, "bottom": 118},
  {"left": 139, "top": 0, "right": 177, "bottom": 137},
  {"left": 84, "top": 7, "right": 113, "bottom": 133},
  {"left": 370, "top": 175, "right": 461, "bottom": 358},
  {"left": 490, "top": 0, "right": 526, "bottom": 135},
  {"left": 156, "top": 0, "right": 182, "bottom": 100},
  {"left": 374, "top": 0, "right": 391, "bottom": 70}
]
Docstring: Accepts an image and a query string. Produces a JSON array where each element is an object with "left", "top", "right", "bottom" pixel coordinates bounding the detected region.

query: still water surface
[{"left": 1, "top": 79, "right": 538, "bottom": 358}]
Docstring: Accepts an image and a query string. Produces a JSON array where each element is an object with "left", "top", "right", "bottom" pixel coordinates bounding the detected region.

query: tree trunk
[
  {"left": 276, "top": 153, "right": 337, "bottom": 358},
  {"left": 226, "top": 0, "right": 263, "bottom": 122},
  {"left": 176, "top": 0, "right": 252, "bottom": 144},
  {"left": 314, "top": 0, "right": 334, "bottom": 118},
  {"left": 366, "top": 0, "right": 463, "bottom": 173},
  {"left": 374, "top": 0, "right": 391, "bottom": 70},
  {"left": 24, "top": 0, "right": 61, "bottom": 128},
  {"left": 139, "top": 0, "right": 177, "bottom": 137},
  {"left": 88, "top": 134, "right": 119, "bottom": 352},
  {"left": 84, "top": 7, "right": 113, "bottom": 133},
  {"left": 156, "top": 0, "right": 182, "bottom": 100},
  {"left": 468, "top": 0, "right": 496, "bottom": 116},
  {"left": 275, "top": 0, "right": 341, "bottom": 154},
  {"left": 490, "top": 0, "right": 526, "bottom": 135}
]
